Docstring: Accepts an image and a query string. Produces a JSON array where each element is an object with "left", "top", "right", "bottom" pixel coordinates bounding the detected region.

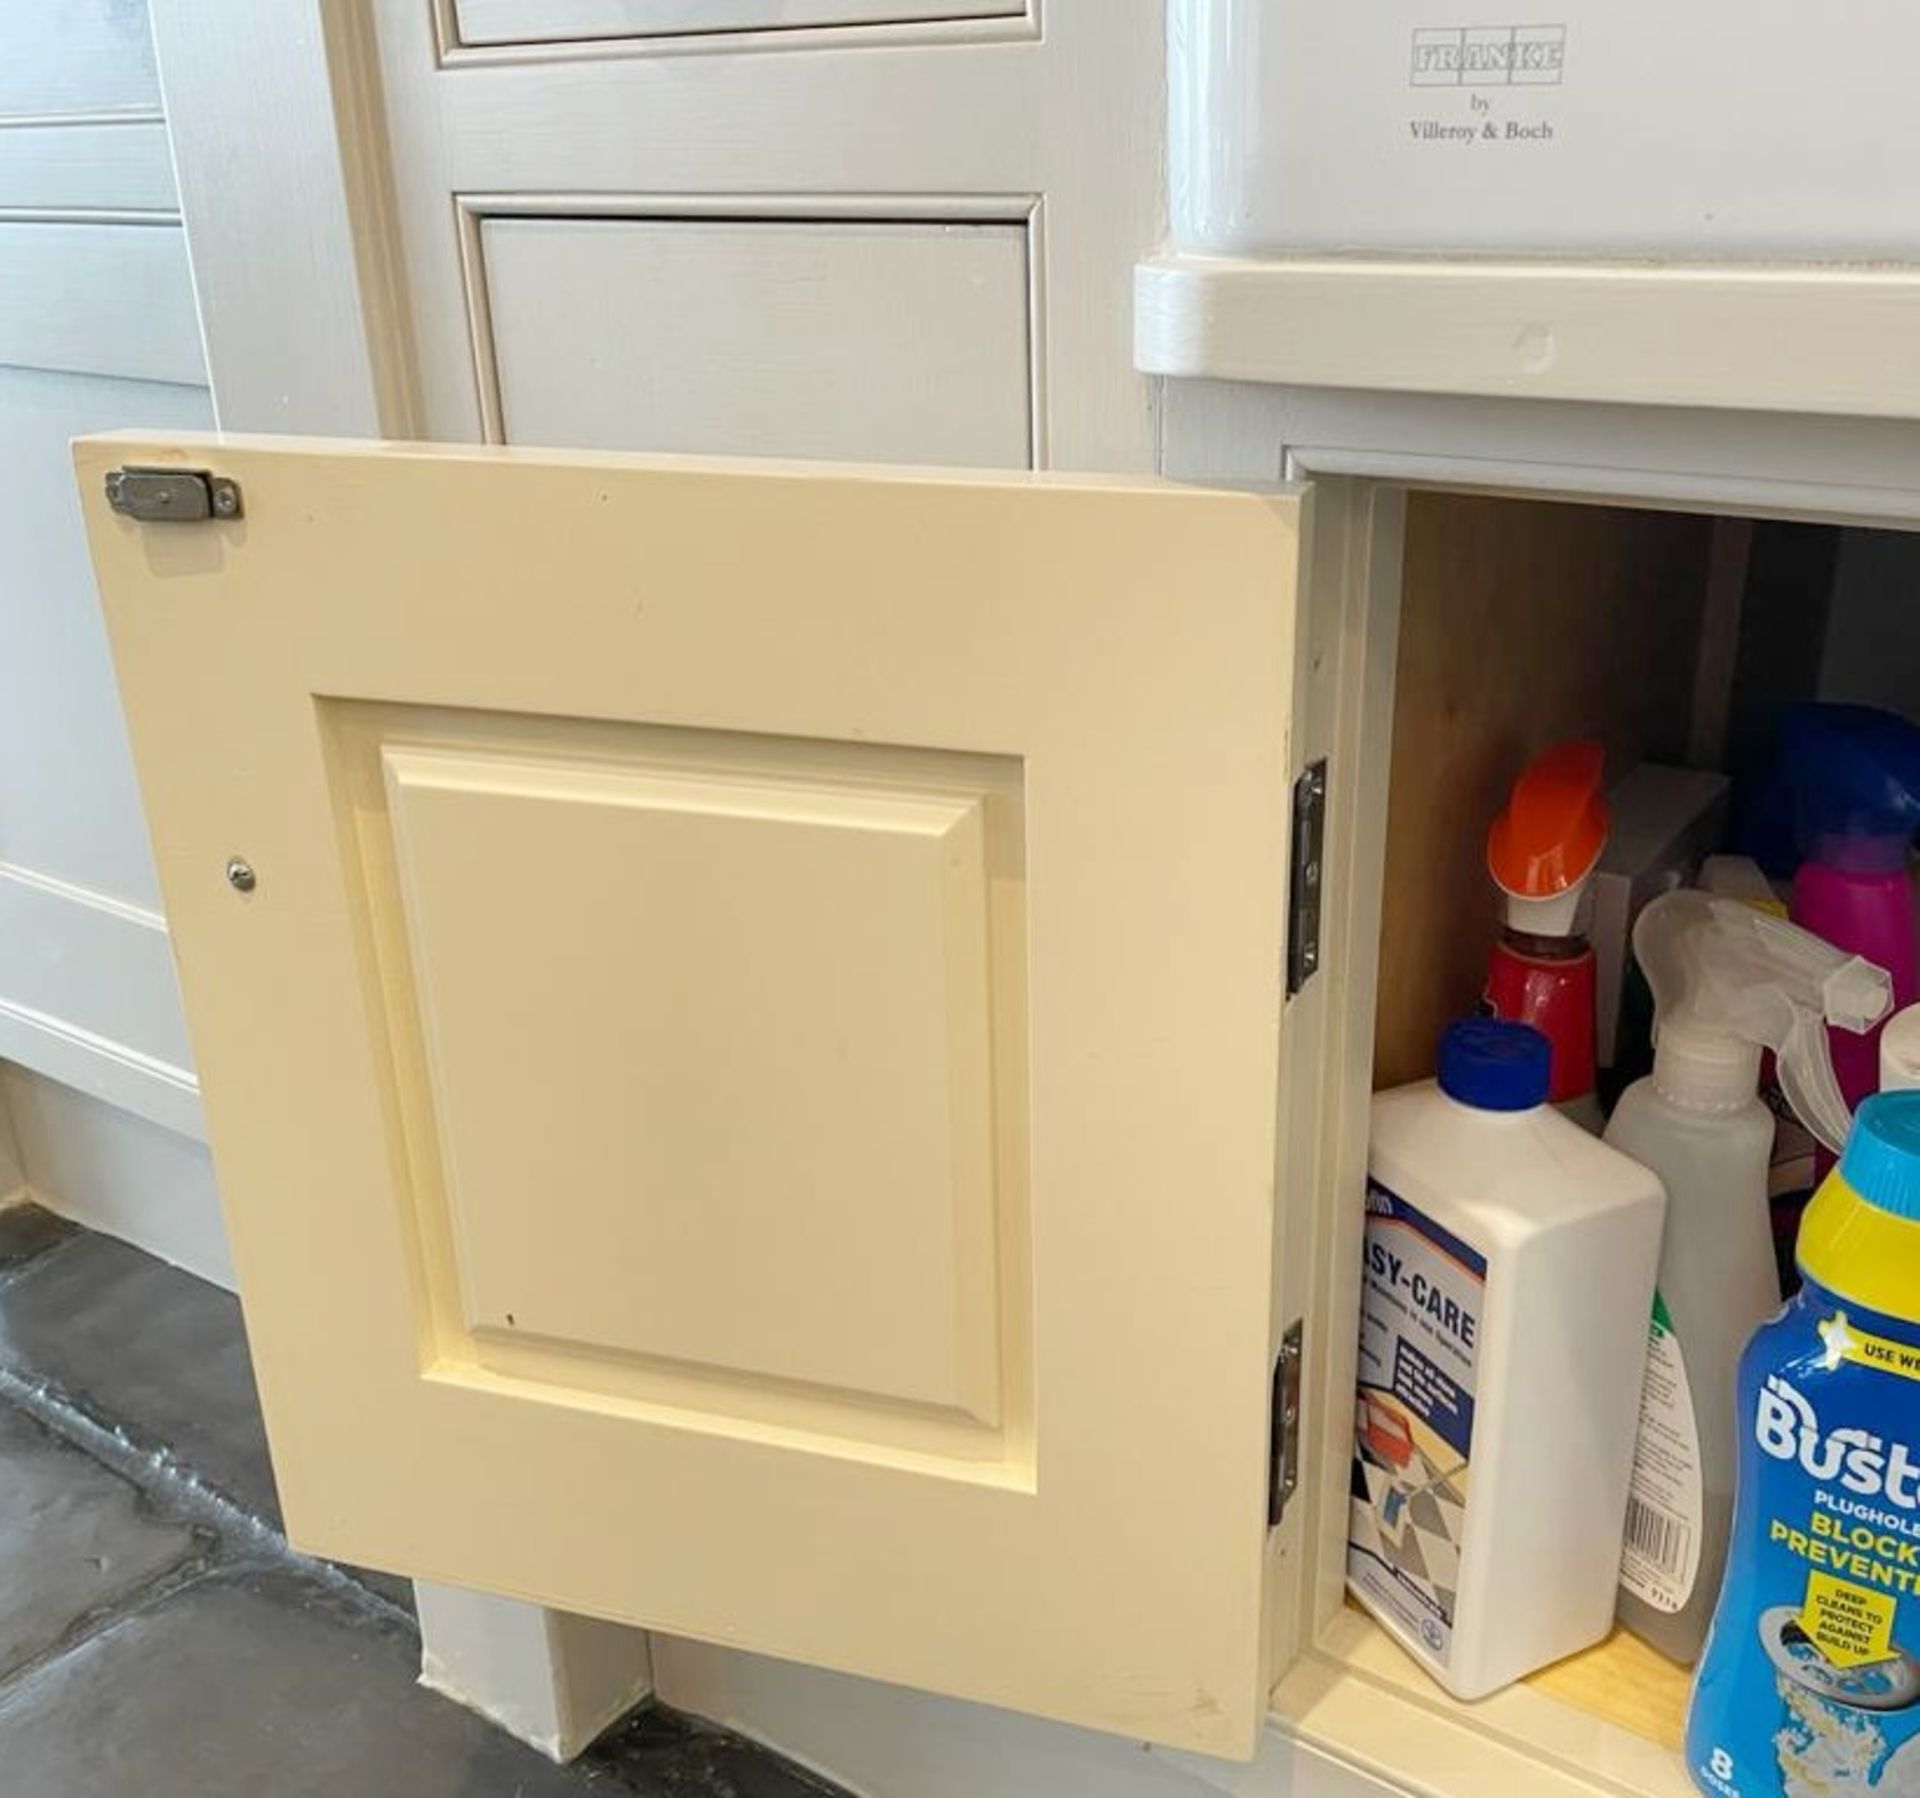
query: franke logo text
[{"left": 1411, "top": 25, "right": 1566, "bottom": 87}]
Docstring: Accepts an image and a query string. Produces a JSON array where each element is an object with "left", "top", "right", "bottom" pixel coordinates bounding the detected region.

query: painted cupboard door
[{"left": 78, "top": 434, "right": 1302, "bottom": 1757}]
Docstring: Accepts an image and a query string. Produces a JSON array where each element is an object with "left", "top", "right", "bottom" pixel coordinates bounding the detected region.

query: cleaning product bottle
[
  {"left": 1685, "top": 1092, "right": 1920, "bottom": 1797},
  {"left": 1351, "top": 1019, "right": 1666, "bottom": 1699},
  {"left": 1608, "top": 892, "right": 1892, "bottom": 1665},
  {"left": 1705, "top": 850, "right": 1882, "bottom": 1290},
  {"left": 1746, "top": 704, "right": 1920, "bottom": 1115},
  {"left": 1485, "top": 740, "right": 1610, "bottom": 1131}
]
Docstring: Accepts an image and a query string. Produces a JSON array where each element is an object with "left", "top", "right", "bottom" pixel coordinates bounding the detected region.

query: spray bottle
[
  {"left": 1607, "top": 891, "right": 1892, "bottom": 1665},
  {"left": 1745, "top": 703, "right": 1920, "bottom": 1114}
]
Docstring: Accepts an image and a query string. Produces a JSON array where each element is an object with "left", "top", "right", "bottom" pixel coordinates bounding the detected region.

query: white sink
[{"left": 1169, "top": 0, "right": 1920, "bottom": 261}]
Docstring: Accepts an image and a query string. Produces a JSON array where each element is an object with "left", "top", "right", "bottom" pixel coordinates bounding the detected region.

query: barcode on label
[{"left": 1624, "top": 1494, "right": 1690, "bottom": 1580}]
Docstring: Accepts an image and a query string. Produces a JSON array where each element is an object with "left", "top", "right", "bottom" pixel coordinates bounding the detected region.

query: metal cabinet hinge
[
  {"left": 104, "top": 466, "right": 242, "bottom": 523},
  {"left": 1269, "top": 1320, "right": 1305, "bottom": 1527},
  {"left": 1286, "top": 758, "right": 1328, "bottom": 996}
]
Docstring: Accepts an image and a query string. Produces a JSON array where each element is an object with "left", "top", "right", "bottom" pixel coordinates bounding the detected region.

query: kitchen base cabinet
[
  {"left": 1281, "top": 489, "right": 1902, "bottom": 1798},
  {"left": 77, "top": 430, "right": 1915, "bottom": 1793}
]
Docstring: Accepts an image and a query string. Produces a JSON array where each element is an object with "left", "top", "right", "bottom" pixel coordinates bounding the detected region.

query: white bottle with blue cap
[{"left": 1351, "top": 1017, "right": 1668, "bottom": 1699}]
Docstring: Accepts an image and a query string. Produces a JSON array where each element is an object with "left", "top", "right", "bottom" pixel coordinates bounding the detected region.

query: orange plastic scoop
[{"left": 1487, "top": 739, "right": 1609, "bottom": 899}]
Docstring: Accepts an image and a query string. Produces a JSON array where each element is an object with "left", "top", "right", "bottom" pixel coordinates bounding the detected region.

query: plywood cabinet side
[{"left": 1372, "top": 495, "right": 1714, "bottom": 1089}]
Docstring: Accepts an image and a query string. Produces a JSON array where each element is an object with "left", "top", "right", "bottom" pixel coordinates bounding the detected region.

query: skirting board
[
  {"left": 0, "top": 866, "right": 225, "bottom": 1286},
  {"left": 649, "top": 1635, "right": 1418, "bottom": 1797},
  {"left": 1, "top": 1068, "right": 231, "bottom": 1290},
  {"left": 0, "top": 863, "right": 202, "bottom": 1141},
  {"left": 651, "top": 1632, "right": 1689, "bottom": 1798}
]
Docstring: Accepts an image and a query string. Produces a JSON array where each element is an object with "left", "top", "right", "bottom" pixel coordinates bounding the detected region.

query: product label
[
  {"left": 1687, "top": 1286, "right": 1920, "bottom": 1796},
  {"left": 1348, "top": 1175, "right": 1484, "bottom": 1669},
  {"left": 1621, "top": 1290, "right": 1706, "bottom": 1614}
]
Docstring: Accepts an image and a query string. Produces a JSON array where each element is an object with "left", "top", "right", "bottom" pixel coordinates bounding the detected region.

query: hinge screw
[{"left": 225, "top": 856, "right": 257, "bottom": 894}]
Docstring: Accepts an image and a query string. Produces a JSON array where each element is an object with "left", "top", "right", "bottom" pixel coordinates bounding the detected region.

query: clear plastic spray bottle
[{"left": 1606, "top": 890, "right": 1892, "bottom": 1664}]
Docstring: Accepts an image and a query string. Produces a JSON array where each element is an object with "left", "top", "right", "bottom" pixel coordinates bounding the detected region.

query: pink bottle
[{"left": 1794, "top": 855, "right": 1918, "bottom": 1108}]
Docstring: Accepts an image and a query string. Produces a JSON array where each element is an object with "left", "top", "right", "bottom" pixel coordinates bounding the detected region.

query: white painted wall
[{"left": 0, "top": 3, "right": 228, "bottom": 1286}]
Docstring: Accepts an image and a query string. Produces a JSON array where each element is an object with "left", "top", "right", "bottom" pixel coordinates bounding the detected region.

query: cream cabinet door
[{"left": 78, "top": 434, "right": 1303, "bottom": 1758}]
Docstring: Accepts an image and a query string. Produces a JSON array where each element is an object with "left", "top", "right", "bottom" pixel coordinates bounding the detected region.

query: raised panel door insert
[{"left": 324, "top": 700, "right": 1034, "bottom": 1480}]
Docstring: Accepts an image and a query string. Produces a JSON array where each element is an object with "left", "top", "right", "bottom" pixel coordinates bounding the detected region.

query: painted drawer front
[{"left": 481, "top": 216, "right": 1032, "bottom": 467}]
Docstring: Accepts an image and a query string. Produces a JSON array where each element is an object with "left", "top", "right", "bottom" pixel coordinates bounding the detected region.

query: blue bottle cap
[
  {"left": 1838, "top": 1091, "right": 1920, "bottom": 1220},
  {"left": 1437, "top": 1018, "right": 1551, "bottom": 1113}
]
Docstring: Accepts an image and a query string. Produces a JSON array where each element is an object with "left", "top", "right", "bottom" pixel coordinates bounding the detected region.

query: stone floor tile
[
  {"left": 0, "top": 1567, "right": 614, "bottom": 1798},
  {"left": 0, "top": 1233, "right": 278, "bottom": 1520},
  {"left": 0, "top": 1218, "right": 844, "bottom": 1795},
  {"left": 0, "top": 1204, "right": 77, "bottom": 1280},
  {"left": 588, "top": 1705, "right": 844, "bottom": 1797},
  {"left": 0, "top": 1404, "right": 207, "bottom": 1677}
]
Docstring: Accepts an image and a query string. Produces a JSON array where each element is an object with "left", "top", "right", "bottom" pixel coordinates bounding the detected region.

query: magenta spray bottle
[
  {"left": 1742, "top": 706, "right": 1920, "bottom": 1277},
  {"left": 1772, "top": 706, "right": 1920, "bottom": 1107}
]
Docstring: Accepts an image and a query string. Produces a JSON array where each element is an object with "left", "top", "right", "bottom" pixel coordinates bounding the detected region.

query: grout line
[
  {"left": 0, "top": 1228, "right": 86, "bottom": 1297},
  {"left": 0, "top": 1352, "right": 838, "bottom": 1791},
  {"left": 0, "top": 1365, "right": 416, "bottom": 1636},
  {"left": 0, "top": 1547, "right": 224, "bottom": 1699}
]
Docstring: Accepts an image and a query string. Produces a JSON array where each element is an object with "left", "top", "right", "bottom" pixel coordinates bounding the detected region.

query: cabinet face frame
[{"left": 1271, "top": 468, "right": 1709, "bottom": 1796}]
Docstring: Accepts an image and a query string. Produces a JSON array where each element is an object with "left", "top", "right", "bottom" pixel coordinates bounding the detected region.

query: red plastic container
[{"left": 1485, "top": 934, "right": 1598, "bottom": 1107}]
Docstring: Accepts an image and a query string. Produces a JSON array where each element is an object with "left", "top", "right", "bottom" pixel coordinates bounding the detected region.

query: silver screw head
[{"left": 225, "top": 856, "right": 257, "bottom": 894}]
